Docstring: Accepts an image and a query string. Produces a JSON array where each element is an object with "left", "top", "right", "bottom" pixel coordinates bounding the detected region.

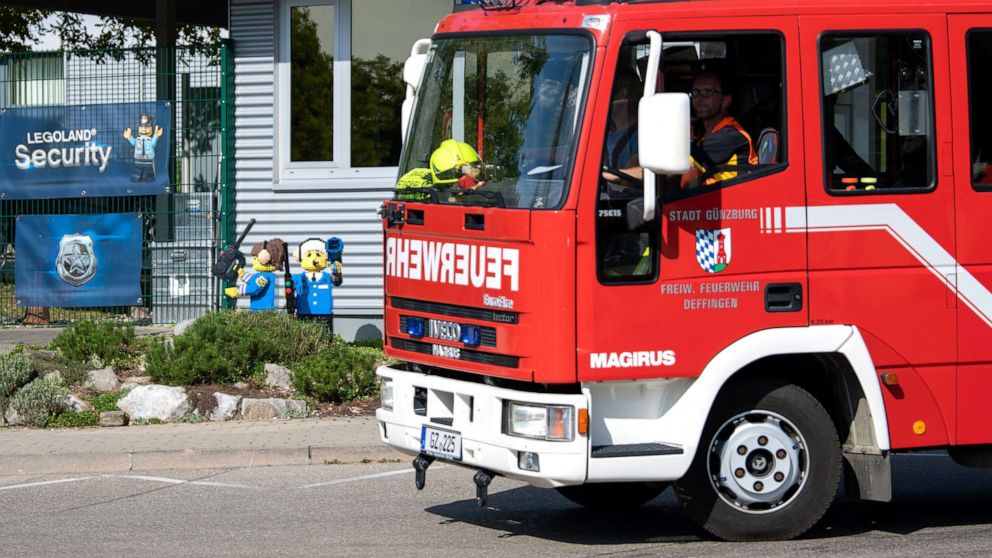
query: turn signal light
[
  {"left": 880, "top": 372, "right": 899, "bottom": 386},
  {"left": 577, "top": 408, "right": 588, "bottom": 436}
]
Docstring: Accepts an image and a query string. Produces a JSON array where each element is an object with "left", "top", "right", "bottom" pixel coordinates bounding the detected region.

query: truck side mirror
[
  {"left": 638, "top": 92, "right": 692, "bottom": 174},
  {"left": 401, "top": 39, "right": 432, "bottom": 144}
]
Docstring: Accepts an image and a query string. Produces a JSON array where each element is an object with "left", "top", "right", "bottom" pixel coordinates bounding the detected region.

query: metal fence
[{"left": 0, "top": 44, "right": 234, "bottom": 326}]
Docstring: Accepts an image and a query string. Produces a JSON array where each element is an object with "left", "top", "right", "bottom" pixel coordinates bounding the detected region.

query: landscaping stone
[
  {"left": 240, "top": 398, "right": 308, "bottom": 421},
  {"left": 210, "top": 393, "right": 242, "bottom": 422},
  {"left": 117, "top": 385, "right": 190, "bottom": 422},
  {"left": 233, "top": 382, "right": 249, "bottom": 390},
  {"left": 63, "top": 394, "right": 93, "bottom": 412},
  {"left": 121, "top": 376, "right": 152, "bottom": 391},
  {"left": 4, "top": 405, "right": 23, "bottom": 426},
  {"left": 87, "top": 367, "right": 120, "bottom": 393},
  {"left": 264, "top": 363, "right": 293, "bottom": 391},
  {"left": 100, "top": 411, "right": 127, "bottom": 427},
  {"left": 174, "top": 319, "right": 195, "bottom": 337}
]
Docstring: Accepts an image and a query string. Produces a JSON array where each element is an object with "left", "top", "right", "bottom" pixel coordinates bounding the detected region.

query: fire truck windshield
[{"left": 396, "top": 33, "right": 592, "bottom": 209}]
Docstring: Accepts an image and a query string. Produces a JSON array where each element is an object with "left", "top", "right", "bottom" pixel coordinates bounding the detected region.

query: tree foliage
[{"left": 0, "top": 8, "right": 220, "bottom": 56}]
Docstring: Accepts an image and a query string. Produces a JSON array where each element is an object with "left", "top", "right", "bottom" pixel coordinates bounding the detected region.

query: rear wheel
[
  {"left": 675, "top": 381, "right": 841, "bottom": 541},
  {"left": 556, "top": 482, "right": 668, "bottom": 510}
]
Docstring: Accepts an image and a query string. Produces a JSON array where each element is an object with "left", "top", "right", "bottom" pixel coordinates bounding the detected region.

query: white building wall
[{"left": 230, "top": 0, "right": 392, "bottom": 341}]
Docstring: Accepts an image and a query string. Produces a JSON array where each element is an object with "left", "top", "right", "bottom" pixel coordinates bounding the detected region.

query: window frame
[
  {"left": 966, "top": 28, "right": 992, "bottom": 193},
  {"left": 276, "top": 0, "right": 398, "bottom": 187},
  {"left": 659, "top": 29, "right": 790, "bottom": 204},
  {"left": 818, "top": 29, "right": 937, "bottom": 197}
]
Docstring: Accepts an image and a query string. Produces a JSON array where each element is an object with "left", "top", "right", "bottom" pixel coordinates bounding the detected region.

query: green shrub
[
  {"left": 0, "top": 352, "right": 35, "bottom": 411},
  {"left": 50, "top": 321, "right": 138, "bottom": 370},
  {"left": 90, "top": 390, "right": 129, "bottom": 413},
  {"left": 350, "top": 338, "right": 384, "bottom": 350},
  {"left": 23, "top": 350, "right": 88, "bottom": 387},
  {"left": 146, "top": 311, "right": 332, "bottom": 385},
  {"left": 291, "top": 344, "right": 383, "bottom": 402},
  {"left": 9, "top": 378, "right": 68, "bottom": 427},
  {"left": 49, "top": 411, "right": 100, "bottom": 428}
]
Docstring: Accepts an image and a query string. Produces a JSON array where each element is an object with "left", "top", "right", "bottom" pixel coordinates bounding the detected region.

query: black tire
[
  {"left": 556, "top": 482, "right": 669, "bottom": 510},
  {"left": 675, "top": 381, "right": 841, "bottom": 541}
]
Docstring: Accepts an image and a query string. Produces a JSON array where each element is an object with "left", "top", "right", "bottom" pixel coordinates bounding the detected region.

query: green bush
[
  {"left": 146, "top": 311, "right": 332, "bottom": 385},
  {"left": 8, "top": 378, "right": 68, "bottom": 427},
  {"left": 0, "top": 352, "right": 35, "bottom": 411},
  {"left": 90, "top": 390, "right": 129, "bottom": 413},
  {"left": 49, "top": 411, "right": 100, "bottom": 428},
  {"left": 23, "top": 350, "right": 88, "bottom": 387},
  {"left": 50, "top": 321, "right": 139, "bottom": 370},
  {"left": 350, "top": 337, "right": 384, "bottom": 350},
  {"left": 291, "top": 344, "right": 383, "bottom": 402}
]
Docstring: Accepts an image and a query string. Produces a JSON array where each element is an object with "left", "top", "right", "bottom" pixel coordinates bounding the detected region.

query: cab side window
[
  {"left": 967, "top": 30, "right": 992, "bottom": 190},
  {"left": 596, "top": 42, "right": 658, "bottom": 284},
  {"left": 821, "top": 32, "right": 935, "bottom": 193}
]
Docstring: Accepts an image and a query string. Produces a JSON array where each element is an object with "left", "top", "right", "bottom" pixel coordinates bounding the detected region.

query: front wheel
[{"left": 675, "top": 381, "right": 841, "bottom": 541}]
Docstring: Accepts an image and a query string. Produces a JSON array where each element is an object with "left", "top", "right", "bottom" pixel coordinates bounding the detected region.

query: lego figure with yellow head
[
  {"left": 292, "top": 237, "right": 344, "bottom": 332},
  {"left": 123, "top": 113, "right": 164, "bottom": 182},
  {"left": 224, "top": 238, "right": 287, "bottom": 311}
]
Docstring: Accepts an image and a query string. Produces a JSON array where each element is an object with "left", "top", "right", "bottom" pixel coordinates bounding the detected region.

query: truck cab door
[
  {"left": 948, "top": 15, "right": 992, "bottom": 445},
  {"left": 576, "top": 17, "right": 805, "bottom": 381},
  {"left": 799, "top": 15, "right": 956, "bottom": 448}
]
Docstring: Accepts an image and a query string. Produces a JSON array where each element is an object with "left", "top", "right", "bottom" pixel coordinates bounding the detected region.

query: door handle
[{"left": 765, "top": 283, "right": 802, "bottom": 313}]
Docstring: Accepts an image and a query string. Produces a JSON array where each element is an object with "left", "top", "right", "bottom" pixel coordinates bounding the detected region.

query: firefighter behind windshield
[{"left": 395, "top": 139, "right": 485, "bottom": 201}]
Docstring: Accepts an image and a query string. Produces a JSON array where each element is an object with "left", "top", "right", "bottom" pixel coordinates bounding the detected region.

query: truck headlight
[
  {"left": 380, "top": 378, "right": 393, "bottom": 411},
  {"left": 506, "top": 402, "right": 574, "bottom": 441}
]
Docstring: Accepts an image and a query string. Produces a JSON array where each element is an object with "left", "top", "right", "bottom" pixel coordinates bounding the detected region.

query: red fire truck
[{"left": 375, "top": 0, "right": 992, "bottom": 541}]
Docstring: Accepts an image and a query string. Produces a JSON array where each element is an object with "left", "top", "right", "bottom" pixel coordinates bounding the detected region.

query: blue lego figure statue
[
  {"left": 292, "top": 237, "right": 344, "bottom": 333},
  {"left": 123, "top": 113, "right": 163, "bottom": 182},
  {"left": 224, "top": 238, "right": 287, "bottom": 311}
]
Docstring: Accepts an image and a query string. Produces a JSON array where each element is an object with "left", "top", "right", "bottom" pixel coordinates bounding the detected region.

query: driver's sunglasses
[{"left": 690, "top": 88, "right": 722, "bottom": 99}]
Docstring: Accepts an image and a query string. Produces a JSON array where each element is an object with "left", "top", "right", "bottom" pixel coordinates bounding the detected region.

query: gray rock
[
  {"left": 264, "top": 363, "right": 293, "bottom": 391},
  {"left": 233, "top": 382, "right": 249, "bottom": 390},
  {"left": 63, "top": 394, "right": 93, "bottom": 412},
  {"left": 4, "top": 406, "right": 23, "bottom": 426},
  {"left": 117, "top": 385, "right": 190, "bottom": 422},
  {"left": 100, "top": 411, "right": 127, "bottom": 427},
  {"left": 210, "top": 393, "right": 242, "bottom": 422},
  {"left": 240, "top": 398, "right": 308, "bottom": 421},
  {"left": 120, "top": 376, "right": 152, "bottom": 391},
  {"left": 174, "top": 319, "right": 195, "bottom": 336},
  {"left": 87, "top": 367, "right": 120, "bottom": 393}
]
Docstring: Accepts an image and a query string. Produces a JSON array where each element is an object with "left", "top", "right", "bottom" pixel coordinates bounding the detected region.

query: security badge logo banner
[
  {"left": 696, "top": 227, "right": 732, "bottom": 273},
  {"left": 55, "top": 234, "right": 97, "bottom": 286}
]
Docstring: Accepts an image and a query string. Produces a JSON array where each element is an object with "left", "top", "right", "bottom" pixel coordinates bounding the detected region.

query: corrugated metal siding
[{"left": 230, "top": 0, "right": 390, "bottom": 316}]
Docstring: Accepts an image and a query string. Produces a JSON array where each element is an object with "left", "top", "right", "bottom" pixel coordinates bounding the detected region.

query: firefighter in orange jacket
[{"left": 680, "top": 71, "right": 758, "bottom": 189}]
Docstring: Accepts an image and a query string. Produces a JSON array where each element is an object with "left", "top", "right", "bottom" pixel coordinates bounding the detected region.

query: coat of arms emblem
[
  {"left": 55, "top": 233, "right": 97, "bottom": 286},
  {"left": 695, "top": 227, "right": 732, "bottom": 274}
]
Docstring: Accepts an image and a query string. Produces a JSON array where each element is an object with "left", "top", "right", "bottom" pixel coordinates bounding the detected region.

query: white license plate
[{"left": 420, "top": 425, "right": 462, "bottom": 461}]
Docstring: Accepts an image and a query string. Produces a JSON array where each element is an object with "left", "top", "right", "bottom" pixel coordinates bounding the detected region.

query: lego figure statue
[
  {"left": 123, "top": 113, "right": 163, "bottom": 182},
  {"left": 224, "top": 238, "right": 287, "bottom": 311},
  {"left": 292, "top": 237, "right": 344, "bottom": 333}
]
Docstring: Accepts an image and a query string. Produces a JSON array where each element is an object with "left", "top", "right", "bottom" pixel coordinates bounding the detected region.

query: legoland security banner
[
  {"left": 15, "top": 213, "right": 142, "bottom": 308},
  {"left": 0, "top": 102, "right": 172, "bottom": 199}
]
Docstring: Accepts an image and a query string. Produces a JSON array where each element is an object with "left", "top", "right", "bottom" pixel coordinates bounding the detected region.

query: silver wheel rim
[{"left": 706, "top": 410, "right": 809, "bottom": 514}]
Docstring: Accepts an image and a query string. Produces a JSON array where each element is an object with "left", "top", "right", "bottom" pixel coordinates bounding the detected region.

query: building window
[
  {"left": 290, "top": 3, "right": 335, "bottom": 162},
  {"left": 279, "top": 0, "right": 451, "bottom": 182}
]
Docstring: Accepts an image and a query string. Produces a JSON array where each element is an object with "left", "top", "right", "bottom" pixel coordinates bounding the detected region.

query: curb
[{"left": 0, "top": 446, "right": 408, "bottom": 476}]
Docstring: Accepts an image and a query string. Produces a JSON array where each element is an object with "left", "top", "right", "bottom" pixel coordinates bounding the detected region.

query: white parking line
[
  {"left": 121, "top": 475, "right": 255, "bottom": 489},
  {"left": 300, "top": 466, "right": 448, "bottom": 489},
  {"left": 0, "top": 477, "right": 93, "bottom": 492}
]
